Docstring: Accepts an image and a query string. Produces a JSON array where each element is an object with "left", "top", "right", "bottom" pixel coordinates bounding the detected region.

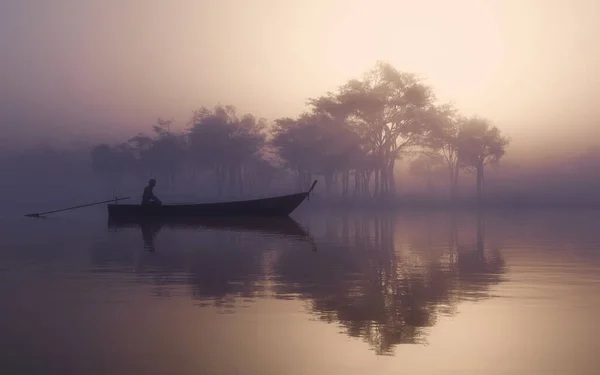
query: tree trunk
[
  {"left": 379, "top": 167, "right": 386, "bottom": 196},
  {"left": 481, "top": 166, "right": 485, "bottom": 199},
  {"left": 341, "top": 170, "right": 349, "bottom": 198},
  {"left": 387, "top": 160, "right": 396, "bottom": 195},
  {"left": 426, "top": 170, "right": 433, "bottom": 194},
  {"left": 476, "top": 163, "right": 484, "bottom": 207},
  {"left": 365, "top": 170, "right": 372, "bottom": 198},
  {"left": 449, "top": 159, "right": 460, "bottom": 202},
  {"left": 448, "top": 162, "right": 455, "bottom": 199},
  {"left": 353, "top": 170, "right": 362, "bottom": 197}
]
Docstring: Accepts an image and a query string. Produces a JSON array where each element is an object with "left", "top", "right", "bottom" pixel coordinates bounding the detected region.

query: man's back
[
  {"left": 143, "top": 185, "right": 153, "bottom": 198},
  {"left": 142, "top": 185, "right": 155, "bottom": 204},
  {"left": 142, "top": 179, "right": 161, "bottom": 205}
]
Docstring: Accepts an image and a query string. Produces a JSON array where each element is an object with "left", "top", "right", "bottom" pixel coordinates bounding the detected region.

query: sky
[{"left": 1, "top": 0, "right": 599, "bottom": 156}]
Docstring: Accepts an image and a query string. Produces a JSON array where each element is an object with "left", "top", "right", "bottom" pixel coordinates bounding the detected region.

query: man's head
[{"left": 148, "top": 179, "right": 156, "bottom": 187}]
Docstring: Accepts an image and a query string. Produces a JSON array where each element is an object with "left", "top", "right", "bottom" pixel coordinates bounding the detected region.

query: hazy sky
[{"left": 1, "top": 0, "right": 599, "bottom": 154}]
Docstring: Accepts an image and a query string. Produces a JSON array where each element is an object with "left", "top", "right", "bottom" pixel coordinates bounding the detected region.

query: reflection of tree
[
  {"left": 93, "top": 212, "right": 504, "bottom": 354},
  {"left": 181, "top": 231, "right": 266, "bottom": 303},
  {"left": 273, "top": 211, "right": 505, "bottom": 355},
  {"left": 454, "top": 211, "right": 504, "bottom": 300}
]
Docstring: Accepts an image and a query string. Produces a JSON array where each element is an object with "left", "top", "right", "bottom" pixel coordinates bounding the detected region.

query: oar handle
[
  {"left": 25, "top": 196, "right": 130, "bottom": 217},
  {"left": 308, "top": 180, "right": 318, "bottom": 194}
]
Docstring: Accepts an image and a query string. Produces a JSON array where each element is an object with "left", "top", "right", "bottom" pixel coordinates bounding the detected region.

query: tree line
[{"left": 91, "top": 62, "right": 509, "bottom": 204}]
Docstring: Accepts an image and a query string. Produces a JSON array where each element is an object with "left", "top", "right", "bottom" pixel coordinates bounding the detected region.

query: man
[{"left": 142, "top": 178, "right": 162, "bottom": 205}]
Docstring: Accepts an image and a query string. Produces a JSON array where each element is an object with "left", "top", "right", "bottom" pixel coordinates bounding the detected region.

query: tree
[
  {"left": 329, "top": 61, "right": 435, "bottom": 197},
  {"left": 271, "top": 109, "right": 365, "bottom": 197},
  {"left": 459, "top": 117, "right": 509, "bottom": 205},
  {"left": 188, "top": 105, "right": 267, "bottom": 197},
  {"left": 421, "top": 103, "right": 466, "bottom": 200},
  {"left": 127, "top": 118, "right": 187, "bottom": 190},
  {"left": 308, "top": 95, "right": 366, "bottom": 198},
  {"left": 270, "top": 115, "right": 321, "bottom": 191}
]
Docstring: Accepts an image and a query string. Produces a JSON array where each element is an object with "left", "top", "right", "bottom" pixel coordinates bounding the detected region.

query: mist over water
[
  {"left": 2, "top": 137, "right": 600, "bottom": 215},
  {"left": 1, "top": 211, "right": 600, "bottom": 374}
]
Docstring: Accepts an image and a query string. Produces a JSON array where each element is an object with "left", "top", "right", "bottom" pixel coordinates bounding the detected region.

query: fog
[{"left": 1, "top": 0, "right": 600, "bottom": 212}]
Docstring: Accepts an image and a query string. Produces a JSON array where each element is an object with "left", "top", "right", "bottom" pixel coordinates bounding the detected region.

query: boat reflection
[{"left": 107, "top": 216, "right": 315, "bottom": 252}]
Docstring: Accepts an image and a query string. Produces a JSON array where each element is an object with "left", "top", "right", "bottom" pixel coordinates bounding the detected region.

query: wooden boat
[{"left": 107, "top": 180, "right": 318, "bottom": 219}]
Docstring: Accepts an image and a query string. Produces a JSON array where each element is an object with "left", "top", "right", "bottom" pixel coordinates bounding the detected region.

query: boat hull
[{"left": 107, "top": 191, "right": 310, "bottom": 219}]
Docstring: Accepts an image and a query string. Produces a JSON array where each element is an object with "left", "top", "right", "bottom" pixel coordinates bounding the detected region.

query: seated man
[{"left": 142, "top": 178, "right": 162, "bottom": 205}]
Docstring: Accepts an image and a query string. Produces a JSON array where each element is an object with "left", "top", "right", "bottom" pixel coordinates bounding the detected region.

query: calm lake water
[{"left": 1, "top": 209, "right": 600, "bottom": 375}]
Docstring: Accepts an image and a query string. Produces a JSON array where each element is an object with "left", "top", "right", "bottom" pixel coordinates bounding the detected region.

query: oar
[{"left": 25, "top": 197, "right": 130, "bottom": 218}]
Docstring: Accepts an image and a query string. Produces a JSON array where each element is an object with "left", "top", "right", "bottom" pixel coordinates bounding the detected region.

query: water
[{"left": 1, "top": 210, "right": 600, "bottom": 375}]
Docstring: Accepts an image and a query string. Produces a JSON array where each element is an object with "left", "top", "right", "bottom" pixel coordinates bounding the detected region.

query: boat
[{"left": 107, "top": 180, "right": 318, "bottom": 219}]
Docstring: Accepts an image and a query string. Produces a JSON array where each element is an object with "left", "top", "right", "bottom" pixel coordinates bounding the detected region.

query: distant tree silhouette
[
  {"left": 127, "top": 118, "right": 187, "bottom": 190},
  {"left": 308, "top": 96, "right": 368, "bottom": 198},
  {"left": 188, "top": 104, "right": 268, "bottom": 197},
  {"left": 458, "top": 117, "right": 509, "bottom": 205},
  {"left": 422, "top": 103, "right": 466, "bottom": 200},
  {"left": 80, "top": 61, "right": 514, "bottom": 205},
  {"left": 270, "top": 115, "right": 320, "bottom": 191},
  {"left": 326, "top": 61, "right": 435, "bottom": 198},
  {"left": 272, "top": 62, "right": 437, "bottom": 200},
  {"left": 271, "top": 110, "right": 363, "bottom": 196}
]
